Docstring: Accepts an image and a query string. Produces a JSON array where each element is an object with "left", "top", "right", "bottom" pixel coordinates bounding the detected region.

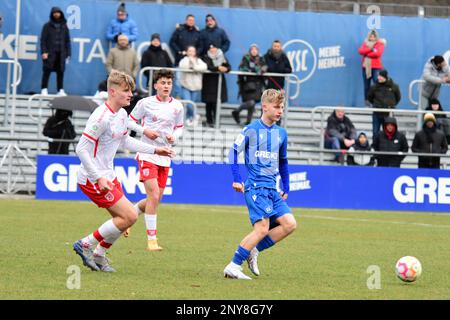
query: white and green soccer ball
[{"left": 395, "top": 256, "right": 422, "bottom": 282}]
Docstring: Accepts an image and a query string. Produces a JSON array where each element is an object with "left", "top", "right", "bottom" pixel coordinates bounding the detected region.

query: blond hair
[
  {"left": 107, "top": 69, "right": 135, "bottom": 91},
  {"left": 261, "top": 89, "right": 285, "bottom": 106}
]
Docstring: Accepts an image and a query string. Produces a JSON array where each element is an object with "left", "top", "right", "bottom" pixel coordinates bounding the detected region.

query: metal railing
[
  {"left": 0, "top": 59, "right": 22, "bottom": 126},
  {"left": 288, "top": 146, "right": 450, "bottom": 169},
  {"left": 138, "top": 66, "right": 301, "bottom": 129},
  {"left": 132, "top": 0, "right": 450, "bottom": 18},
  {"left": 310, "top": 105, "right": 450, "bottom": 164}
]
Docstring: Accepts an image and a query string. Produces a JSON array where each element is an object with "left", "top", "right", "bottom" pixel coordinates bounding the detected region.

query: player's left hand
[
  {"left": 166, "top": 134, "right": 175, "bottom": 144},
  {"left": 280, "top": 192, "right": 288, "bottom": 200},
  {"left": 155, "top": 147, "right": 176, "bottom": 158},
  {"left": 232, "top": 182, "right": 244, "bottom": 193}
]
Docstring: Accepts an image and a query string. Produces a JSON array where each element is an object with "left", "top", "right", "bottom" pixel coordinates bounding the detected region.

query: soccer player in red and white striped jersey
[
  {"left": 127, "top": 69, "right": 184, "bottom": 251},
  {"left": 73, "top": 70, "right": 174, "bottom": 272}
]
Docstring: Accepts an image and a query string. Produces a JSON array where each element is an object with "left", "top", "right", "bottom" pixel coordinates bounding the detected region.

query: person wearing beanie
[
  {"left": 358, "top": 29, "right": 386, "bottom": 103},
  {"left": 140, "top": 33, "right": 173, "bottom": 93},
  {"left": 347, "top": 132, "right": 375, "bottom": 166},
  {"left": 198, "top": 13, "right": 230, "bottom": 56},
  {"left": 367, "top": 69, "right": 401, "bottom": 136},
  {"left": 419, "top": 55, "right": 450, "bottom": 109},
  {"left": 412, "top": 113, "right": 448, "bottom": 169},
  {"left": 232, "top": 43, "right": 268, "bottom": 126},
  {"left": 105, "top": 34, "right": 139, "bottom": 79},
  {"left": 372, "top": 117, "right": 409, "bottom": 167},
  {"left": 106, "top": 2, "right": 138, "bottom": 44},
  {"left": 40, "top": 6, "right": 71, "bottom": 96}
]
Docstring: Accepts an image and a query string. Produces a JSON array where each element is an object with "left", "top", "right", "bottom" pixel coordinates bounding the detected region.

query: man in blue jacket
[
  {"left": 198, "top": 14, "right": 230, "bottom": 56},
  {"left": 106, "top": 3, "right": 138, "bottom": 45}
]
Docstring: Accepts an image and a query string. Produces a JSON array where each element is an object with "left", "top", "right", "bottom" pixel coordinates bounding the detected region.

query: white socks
[
  {"left": 145, "top": 214, "right": 157, "bottom": 240},
  {"left": 81, "top": 219, "right": 122, "bottom": 248}
]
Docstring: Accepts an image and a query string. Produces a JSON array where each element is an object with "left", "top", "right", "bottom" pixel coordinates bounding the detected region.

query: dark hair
[
  {"left": 273, "top": 39, "right": 281, "bottom": 44},
  {"left": 432, "top": 55, "right": 445, "bottom": 65},
  {"left": 154, "top": 69, "right": 175, "bottom": 83},
  {"left": 186, "top": 14, "right": 194, "bottom": 19},
  {"left": 428, "top": 98, "right": 442, "bottom": 110}
]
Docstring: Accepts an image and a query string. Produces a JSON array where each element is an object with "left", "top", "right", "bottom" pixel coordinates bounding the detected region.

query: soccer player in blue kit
[{"left": 224, "top": 89, "right": 297, "bottom": 280}]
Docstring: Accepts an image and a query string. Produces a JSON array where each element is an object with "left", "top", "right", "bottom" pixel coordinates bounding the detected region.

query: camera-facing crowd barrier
[{"left": 36, "top": 155, "right": 450, "bottom": 212}]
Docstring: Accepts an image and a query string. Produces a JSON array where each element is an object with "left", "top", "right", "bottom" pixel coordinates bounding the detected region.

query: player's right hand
[
  {"left": 232, "top": 182, "right": 244, "bottom": 193},
  {"left": 42, "top": 53, "right": 48, "bottom": 60},
  {"left": 144, "top": 129, "right": 160, "bottom": 140},
  {"left": 155, "top": 147, "right": 176, "bottom": 158},
  {"left": 97, "top": 177, "right": 114, "bottom": 191}
]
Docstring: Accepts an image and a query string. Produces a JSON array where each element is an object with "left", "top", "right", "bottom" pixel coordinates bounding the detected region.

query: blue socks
[
  {"left": 256, "top": 235, "right": 275, "bottom": 252},
  {"left": 231, "top": 236, "right": 276, "bottom": 266},
  {"left": 232, "top": 246, "right": 250, "bottom": 265}
]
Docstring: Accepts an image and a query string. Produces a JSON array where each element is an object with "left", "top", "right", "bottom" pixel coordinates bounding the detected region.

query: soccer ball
[{"left": 395, "top": 256, "right": 422, "bottom": 282}]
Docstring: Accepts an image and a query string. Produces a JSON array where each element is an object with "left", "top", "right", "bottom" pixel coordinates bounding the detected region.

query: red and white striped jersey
[
  {"left": 129, "top": 96, "right": 184, "bottom": 167},
  {"left": 77, "top": 103, "right": 128, "bottom": 185}
]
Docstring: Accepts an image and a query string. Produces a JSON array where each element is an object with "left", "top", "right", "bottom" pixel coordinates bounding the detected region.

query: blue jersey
[{"left": 230, "top": 119, "right": 289, "bottom": 191}]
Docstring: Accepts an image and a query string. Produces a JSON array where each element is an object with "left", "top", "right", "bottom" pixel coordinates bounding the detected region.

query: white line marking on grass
[
  {"left": 169, "top": 204, "right": 450, "bottom": 229},
  {"left": 300, "top": 214, "right": 450, "bottom": 229}
]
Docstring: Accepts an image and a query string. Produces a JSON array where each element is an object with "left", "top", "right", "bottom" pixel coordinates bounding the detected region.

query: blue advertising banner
[
  {"left": 36, "top": 155, "right": 450, "bottom": 212},
  {"left": 1, "top": 0, "right": 449, "bottom": 108}
]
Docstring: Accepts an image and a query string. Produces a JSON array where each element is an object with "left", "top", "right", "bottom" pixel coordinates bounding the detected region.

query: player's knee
[
  {"left": 285, "top": 216, "right": 297, "bottom": 234},
  {"left": 147, "top": 190, "right": 160, "bottom": 202},
  {"left": 255, "top": 225, "right": 270, "bottom": 238},
  {"left": 125, "top": 210, "right": 138, "bottom": 227}
]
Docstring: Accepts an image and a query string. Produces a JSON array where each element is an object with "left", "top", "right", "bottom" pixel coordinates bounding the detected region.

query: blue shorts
[{"left": 244, "top": 187, "right": 291, "bottom": 226}]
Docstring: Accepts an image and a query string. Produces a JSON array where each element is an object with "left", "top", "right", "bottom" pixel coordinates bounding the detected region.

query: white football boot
[
  {"left": 224, "top": 263, "right": 252, "bottom": 280},
  {"left": 247, "top": 248, "right": 260, "bottom": 276}
]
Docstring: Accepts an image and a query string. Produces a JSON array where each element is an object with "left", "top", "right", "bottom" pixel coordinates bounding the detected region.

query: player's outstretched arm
[{"left": 121, "top": 135, "right": 175, "bottom": 157}]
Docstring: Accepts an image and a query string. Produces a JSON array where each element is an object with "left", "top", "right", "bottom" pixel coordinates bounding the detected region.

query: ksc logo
[{"left": 283, "top": 39, "right": 317, "bottom": 84}]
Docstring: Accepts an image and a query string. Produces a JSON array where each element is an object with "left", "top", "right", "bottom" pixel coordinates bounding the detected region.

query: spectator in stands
[
  {"left": 367, "top": 69, "right": 401, "bottom": 136},
  {"left": 198, "top": 14, "right": 230, "bottom": 56},
  {"left": 179, "top": 46, "right": 207, "bottom": 126},
  {"left": 264, "top": 40, "right": 292, "bottom": 91},
  {"left": 412, "top": 113, "right": 448, "bottom": 169},
  {"left": 43, "top": 109, "right": 76, "bottom": 155},
  {"left": 232, "top": 44, "right": 267, "bottom": 126},
  {"left": 426, "top": 98, "right": 450, "bottom": 143},
  {"left": 358, "top": 29, "right": 385, "bottom": 104},
  {"left": 419, "top": 55, "right": 450, "bottom": 110},
  {"left": 106, "top": 2, "right": 138, "bottom": 45},
  {"left": 40, "top": 7, "right": 71, "bottom": 96},
  {"left": 141, "top": 33, "right": 173, "bottom": 93},
  {"left": 201, "top": 43, "right": 231, "bottom": 128},
  {"left": 105, "top": 34, "right": 139, "bottom": 80},
  {"left": 170, "top": 14, "right": 201, "bottom": 65},
  {"left": 372, "top": 117, "right": 409, "bottom": 167},
  {"left": 324, "top": 108, "right": 356, "bottom": 163},
  {"left": 347, "top": 132, "right": 375, "bottom": 166}
]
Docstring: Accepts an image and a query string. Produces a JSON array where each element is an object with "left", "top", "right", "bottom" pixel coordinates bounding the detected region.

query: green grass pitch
[{"left": 1, "top": 198, "right": 450, "bottom": 299}]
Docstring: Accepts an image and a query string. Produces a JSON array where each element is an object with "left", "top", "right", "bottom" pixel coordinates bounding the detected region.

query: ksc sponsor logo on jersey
[{"left": 393, "top": 175, "right": 450, "bottom": 204}]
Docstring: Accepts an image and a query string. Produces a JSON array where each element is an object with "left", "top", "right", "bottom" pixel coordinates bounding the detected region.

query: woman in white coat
[{"left": 179, "top": 46, "right": 207, "bottom": 126}]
